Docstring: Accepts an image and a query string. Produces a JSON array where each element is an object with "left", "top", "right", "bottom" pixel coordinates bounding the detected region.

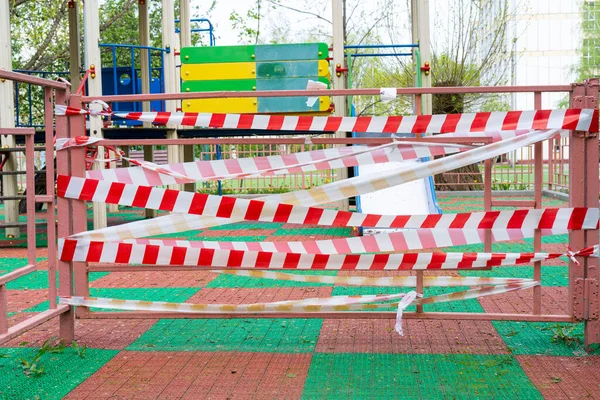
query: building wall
[{"left": 510, "top": 0, "right": 582, "bottom": 109}]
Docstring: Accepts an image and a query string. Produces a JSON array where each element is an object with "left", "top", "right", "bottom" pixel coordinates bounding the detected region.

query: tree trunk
[{"left": 431, "top": 81, "right": 483, "bottom": 191}]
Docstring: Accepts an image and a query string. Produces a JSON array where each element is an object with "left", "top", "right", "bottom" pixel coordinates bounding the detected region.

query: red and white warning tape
[
  {"left": 55, "top": 106, "right": 599, "bottom": 133},
  {"left": 57, "top": 238, "right": 598, "bottom": 270},
  {"left": 211, "top": 270, "right": 535, "bottom": 287},
  {"left": 57, "top": 176, "right": 597, "bottom": 231}
]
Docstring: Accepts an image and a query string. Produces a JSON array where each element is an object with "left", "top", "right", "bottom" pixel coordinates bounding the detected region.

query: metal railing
[{"left": 0, "top": 70, "right": 69, "bottom": 343}]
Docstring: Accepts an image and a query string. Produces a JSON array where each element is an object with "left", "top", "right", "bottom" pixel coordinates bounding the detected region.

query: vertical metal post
[
  {"left": 582, "top": 80, "right": 599, "bottom": 349},
  {"left": 139, "top": 0, "right": 157, "bottom": 218},
  {"left": 415, "top": 272, "right": 424, "bottom": 313},
  {"left": 484, "top": 159, "right": 492, "bottom": 253},
  {"left": 83, "top": 0, "right": 108, "bottom": 229},
  {"left": 0, "top": 285, "right": 7, "bottom": 334},
  {"left": 332, "top": 0, "right": 349, "bottom": 211},
  {"left": 0, "top": 0, "right": 20, "bottom": 238},
  {"left": 568, "top": 79, "right": 600, "bottom": 350},
  {"left": 533, "top": 92, "right": 543, "bottom": 314},
  {"left": 68, "top": 0, "right": 81, "bottom": 91},
  {"left": 216, "top": 144, "right": 223, "bottom": 196},
  {"left": 180, "top": 0, "right": 195, "bottom": 192},
  {"left": 162, "top": 0, "right": 181, "bottom": 178},
  {"left": 44, "top": 87, "right": 57, "bottom": 309},
  {"left": 547, "top": 137, "right": 554, "bottom": 190},
  {"left": 56, "top": 89, "right": 75, "bottom": 342},
  {"left": 25, "top": 134, "right": 36, "bottom": 264}
]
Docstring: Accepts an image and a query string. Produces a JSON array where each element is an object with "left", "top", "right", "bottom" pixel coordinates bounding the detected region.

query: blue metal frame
[
  {"left": 175, "top": 18, "right": 216, "bottom": 46},
  {"left": 99, "top": 43, "right": 169, "bottom": 113}
]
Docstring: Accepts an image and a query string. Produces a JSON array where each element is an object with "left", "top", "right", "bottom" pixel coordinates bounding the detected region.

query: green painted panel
[
  {"left": 254, "top": 43, "right": 329, "bottom": 61},
  {"left": 181, "top": 45, "right": 256, "bottom": 64},
  {"left": 181, "top": 43, "right": 329, "bottom": 64},
  {"left": 182, "top": 79, "right": 256, "bottom": 92},
  {"left": 256, "top": 76, "right": 330, "bottom": 90},
  {"left": 256, "top": 61, "right": 328, "bottom": 78},
  {"left": 257, "top": 96, "right": 326, "bottom": 113}
]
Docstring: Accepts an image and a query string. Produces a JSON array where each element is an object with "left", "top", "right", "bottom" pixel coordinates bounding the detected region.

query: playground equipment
[{"left": 180, "top": 43, "right": 331, "bottom": 114}]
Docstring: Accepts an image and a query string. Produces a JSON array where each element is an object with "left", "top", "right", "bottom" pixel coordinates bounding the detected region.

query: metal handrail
[
  {"left": 84, "top": 84, "right": 573, "bottom": 103},
  {"left": 98, "top": 43, "right": 170, "bottom": 53}
]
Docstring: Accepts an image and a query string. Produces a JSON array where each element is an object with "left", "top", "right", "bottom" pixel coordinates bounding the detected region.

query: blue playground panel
[{"left": 101, "top": 67, "right": 164, "bottom": 126}]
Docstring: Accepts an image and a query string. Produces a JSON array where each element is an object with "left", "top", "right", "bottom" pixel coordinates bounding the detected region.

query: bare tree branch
[
  {"left": 100, "top": 0, "right": 137, "bottom": 32},
  {"left": 265, "top": 0, "right": 332, "bottom": 24},
  {"left": 23, "top": 0, "right": 68, "bottom": 70}
]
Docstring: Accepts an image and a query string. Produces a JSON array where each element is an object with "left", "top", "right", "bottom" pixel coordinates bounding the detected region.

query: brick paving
[{"left": 2, "top": 194, "right": 600, "bottom": 399}]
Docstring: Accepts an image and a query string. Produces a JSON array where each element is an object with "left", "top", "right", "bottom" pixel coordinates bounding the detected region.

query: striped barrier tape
[
  {"left": 211, "top": 270, "right": 536, "bottom": 287},
  {"left": 55, "top": 106, "right": 599, "bottom": 133},
  {"left": 57, "top": 176, "right": 596, "bottom": 231},
  {"left": 59, "top": 130, "right": 577, "bottom": 235},
  {"left": 61, "top": 129, "right": 562, "bottom": 242},
  {"left": 57, "top": 238, "right": 598, "bottom": 270},
  {"left": 61, "top": 130, "right": 537, "bottom": 186},
  {"left": 59, "top": 281, "right": 538, "bottom": 335},
  {"left": 84, "top": 141, "right": 473, "bottom": 185},
  {"left": 119, "top": 226, "right": 572, "bottom": 254}
]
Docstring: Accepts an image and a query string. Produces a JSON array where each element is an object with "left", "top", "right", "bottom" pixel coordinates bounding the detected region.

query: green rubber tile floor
[
  {"left": 0, "top": 347, "right": 118, "bottom": 400},
  {"left": 23, "top": 287, "right": 200, "bottom": 313},
  {"left": 127, "top": 318, "right": 324, "bottom": 353},
  {"left": 271, "top": 227, "right": 355, "bottom": 237},
  {"left": 208, "top": 221, "right": 285, "bottom": 230},
  {"left": 301, "top": 353, "right": 542, "bottom": 399},
  {"left": 2, "top": 318, "right": 159, "bottom": 350},
  {"left": 6, "top": 270, "right": 108, "bottom": 290},
  {"left": 492, "top": 321, "right": 600, "bottom": 357},
  {"left": 127, "top": 287, "right": 332, "bottom": 353}
]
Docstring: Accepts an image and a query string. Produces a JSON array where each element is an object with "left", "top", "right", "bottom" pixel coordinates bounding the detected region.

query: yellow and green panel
[{"left": 181, "top": 43, "right": 332, "bottom": 114}]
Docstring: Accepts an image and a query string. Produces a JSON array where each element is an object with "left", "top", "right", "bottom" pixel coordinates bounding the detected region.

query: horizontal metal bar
[
  {"left": 491, "top": 200, "right": 537, "bottom": 208},
  {"left": 344, "top": 44, "right": 419, "bottom": 49},
  {"left": 84, "top": 85, "right": 573, "bottom": 103},
  {"left": 93, "top": 136, "right": 492, "bottom": 147},
  {"left": 98, "top": 43, "right": 169, "bottom": 53},
  {"left": 0, "top": 128, "right": 35, "bottom": 136},
  {"left": 0, "top": 221, "right": 49, "bottom": 228},
  {"left": 35, "top": 195, "right": 54, "bottom": 203},
  {"left": 0, "top": 196, "right": 27, "bottom": 201},
  {"left": 0, "top": 171, "right": 26, "bottom": 176},
  {"left": 0, "top": 264, "right": 37, "bottom": 285},
  {"left": 0, "top": 305, "right": 70, "bottom": 345},
  {"left": 0, "top": 69, "right": 70, "bottom": 90},
  {"left": 80, "top": 310, "right": 573, "bottom": 322},
  {"left": 14, "top": 69, "right": 71, "bottom": 76},
  {"left": 0, "top": 147, "right": 48, "bottom": 152},
  {"left": 348, "top": 53, "right": 413, "bottom": 57}
]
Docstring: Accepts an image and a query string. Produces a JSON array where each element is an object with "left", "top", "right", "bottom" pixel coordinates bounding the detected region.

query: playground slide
[{"left": 356, "top": 159, "right": 441, "bottom": 235}]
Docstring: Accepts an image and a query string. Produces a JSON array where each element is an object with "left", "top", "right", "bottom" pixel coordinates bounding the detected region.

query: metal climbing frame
[{"left": 0, "top": 70, "right": 67, "bottom": 344}]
